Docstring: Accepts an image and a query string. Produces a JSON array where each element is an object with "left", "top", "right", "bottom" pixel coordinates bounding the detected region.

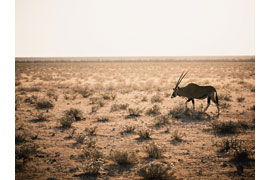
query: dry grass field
[{"left": 15, "top": 60, "right": 255, "bottom": 180}]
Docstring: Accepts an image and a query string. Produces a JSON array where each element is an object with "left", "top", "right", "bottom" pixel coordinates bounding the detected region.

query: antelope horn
[{"left": 175, "top": 71, "right": 188, "bottom": 88}]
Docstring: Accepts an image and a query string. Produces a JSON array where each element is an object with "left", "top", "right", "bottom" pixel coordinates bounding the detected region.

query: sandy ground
[{"left": 15, "top": 60, "right": 255, "bottom": 180}]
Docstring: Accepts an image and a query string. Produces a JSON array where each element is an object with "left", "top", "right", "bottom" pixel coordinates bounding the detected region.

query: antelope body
[{"left": 171, "top": 72, "right": 220, "bottom": 114}]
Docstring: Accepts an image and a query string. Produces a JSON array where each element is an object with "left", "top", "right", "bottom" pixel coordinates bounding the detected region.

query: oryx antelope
[{"left": 171, "top": 71, "right": 220, "bottom": 114}]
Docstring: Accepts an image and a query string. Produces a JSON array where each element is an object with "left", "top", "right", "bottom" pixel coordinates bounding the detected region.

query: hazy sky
[{"left": 16, "top": 0, "right": 254, "bottom": 57}]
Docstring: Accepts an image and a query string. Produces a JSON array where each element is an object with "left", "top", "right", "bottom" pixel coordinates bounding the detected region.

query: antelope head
[{"left": 171, "top": 71, "right": 188, "bottom": 98}]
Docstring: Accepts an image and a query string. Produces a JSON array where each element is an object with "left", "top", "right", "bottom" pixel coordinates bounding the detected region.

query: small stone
[
  {"left": 222, "top": 163, "right": 227, "bottom": 167},
  {"left": 136, "top": 150, "right": 140, "bottom": 153},
  {"left": 51, "top": 133, "right": 55, "bottom": 137}
]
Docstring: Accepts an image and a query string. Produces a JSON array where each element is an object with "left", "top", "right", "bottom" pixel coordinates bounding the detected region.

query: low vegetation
[
  {"left": 137, "top": 128, "right": 152, "bottom": 140},
  {"left": 109, "top": 150, "right": 136, "bottom": 165},
  {"left": 138, "top": 161, "right": 176, "bottom": 180},
  {"left": 36, "top": 99, "right": 54, "bottom": 109},
  {"left": 145, "top": 105, "right": 161, "bottom": 116},
  {"left": 144, "top": 142, "right": 164, "bottom": 159}
]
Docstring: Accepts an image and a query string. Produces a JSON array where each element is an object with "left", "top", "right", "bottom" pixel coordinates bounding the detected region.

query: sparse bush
[
  {"left": 121, "top": 125, "right": 136, "bottom": 134},
  {"left": 97, "top": 116, "right": 109, "bottom": 122},
  {"left": 151, "top": 94, "right": 163, "bottom": 103},
  {"left": 144, "top": 142, "right": 164, "bottom": 159},
  {"left": 137, "top": 128, "right": 152, "bottom": 139},
  {"left": 154, "top": 115, "right": 171, "bottom": 127},
  {"left": 102, "top": 92, "right": 117, "bottom": 100},
  {"left": 85, "top": 127, "right": 97, "bottom": 137},
  {"left": 15, "top": 143, "right": 38, "bottom": 160},
  {"left": 32, "top": 113, "right": 49, "bottom": 122},
  {"left": 82, "top": 159, "right": 103, "bottom": 175},
  {"left": 83, "top": 147, "right": 103, "bottom": 160},
  {"left": 64, "top": 108, "right": 83, "bottom": 121},
  {"left": 47, "top": 90, "right": 58, "bottom": 101},
  {"left": 89, "top": 97, "right": 104, "bottom": 107},
  {"left": 237, "top": 97, "right": 245, "bottom": 103},
  {"left": 250, "top": 105, "right": 255, "bottom": 111},
  {"left": 171, "top": 130, "right": 184, "bottom": 142},
  {"left": 169, "top": 104, "right": 186, "bottom": 119},
  {"left": 36, "top": 99, "right": 54, "bottom": 109},
  {"left": 84, "top": 137, "right": 97, "bottom": 148},
  {"left": 220, "top": 102, "right": 231, "bottom": 109},
  {"left": 138, "top": 161, "right": 176, "bottom": 180},
  {"left": 24, "top": 95, "right": 38, "bottom": 104},
  {"left": 110, "top": 103, "right": 129, "bottom": 112},
  {"left": 142, "top": 96, "right": 148, "bottom": 102},
  {"left": 109, "top": 150, "right": 136, "bottom": 165},
  {"left": 74, "top": 86, "right": 94, "bottom": 98},
  {"left": 146, "top": 105, "right": 161, "bottom": 116},
  {"left": 219, "top": 94, "right": 232, "bottom": 101},
  {"left": 15, "top": 132, "right": 27, "bottom": 144},
  {"left": 75, "top": 133, "right": 86, "bottom": 144},
  {"left": 211, "top": 120, "right": 244, "bottom": 135},
  {"left": 128, "top": 108, "right": 143, "bottom": 117},
  {"left": 90, "top": 105, "right": 100, "bottom": 113},
  {"left": 60, "top": 115, "right": 74, "bottom": 128}
]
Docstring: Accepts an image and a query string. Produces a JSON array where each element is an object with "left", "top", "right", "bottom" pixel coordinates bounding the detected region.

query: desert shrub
[
  {"left": 218, "top": 138, "right": 240, "bottom": 153},
  {"left": 110, "top": 103, "right": 129, "bottom": 112},
  {"left": 15, "top": 81, "right": 21, "bottom": 86},
  {"left": 168, "top": 104, "right": 186, "bottom": 119},
  {"left": 64, "top": 108, "right": 83, "bottom": 121},
  {"left": 121, "top": 125, "right": 136, "bottom": 134},
  {"left": 171, "top": 130, "right": 184, "bottom": 142},
  {"left": 97, "top": 116, "right": 109, "bottom": 122},
  {"left": 219, "top": 94, "right": 232, "bottom": 101},
  {"left": 151, "top": 94, "right": 163, "bottom": 103},
  {"left": 101, "top": 92, "right": 117, "bottom": 100},
  {"left": 237, "top": 97, "right": 245, "bottom": 103},
  {"left": 85, "top": 127, "right": 97, "bottom": 137},
  {"left": 60, "top": 115, "right": 74, "bottom": 128},
  {"left": 46, "top": 90, "right": 58, "bottom": 101},
  {"left": 128, "top": 108, "right": 143, "bottom": 117},
  {"left": 142, "top": 96, "right": 148, "bottom": 102},
  {"left": 250, "top": 87, "right": 255, "bottom": 92},
  {"left": 89, "top": 97, "right": 104, "bottom": 107},
  {"left": 250, "top": 105, "right": 255, "bottom": 111},
  {"left": 32, "top": 113, "right": 49, "bottom": 122},
  {"left": 232, "top": 146, "right": 252, "bottom": 165},
  {"left": 75, "top": 133, "right": 86, "bottom": 144},
  {"left": 109, "top": 150, "right": 136, "bottom": 165},
  {"left": 84, "top": 137, "right": 97, "bottom": 148},
  {"left": 24, "top": 95, "right": 38, "bottom": 104},
  {"left": 15, "top": 132, "right": 27, "bottom": 144},
  {"left": 83, "top": 147, "right": 103, "bottom": 160},
  {"left": 137, "top": 128, "right": 152, "bottom": 140},
  {"left": 36, "top": 99, "right": 54, "bottom": 109},
  {"left": 138, "top": 161, "right": 176, "bottom": 180},
  {"left": 146, "top": 105, "right": 161, "bottom": 116},
  {"left": 220, "top": 102, "right": 231, "bottom": 109},
  {"left": 212, "top": 120, "right": 244, "bottom": 135},
  {"left": 90, "top": 105, "right": 100, "bottom": 113},
  {"left": 82, "top": 159, "right": 103, "bottom": 175},
  {"left": 154, "top": 115, "right": 171, "bottom": 127},
  {"left": 74, "top": 86, "right": 94, "bottom": 98},
  {"left": 144, "top": 142, "right": 164, "bottom": 159},
  {"left": 15, "top": 143, "right": 38, "bottom": 160}
]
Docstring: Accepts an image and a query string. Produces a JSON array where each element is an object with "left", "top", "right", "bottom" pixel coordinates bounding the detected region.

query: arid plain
[{"left": 15, "top": 59, "right": 255, "bottom": 180}]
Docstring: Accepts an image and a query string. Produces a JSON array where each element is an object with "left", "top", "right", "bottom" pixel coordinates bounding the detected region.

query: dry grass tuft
[
  {"left": 144, "top": 142, "right": 164, "bottom": 159},
  {"left": 137, "top": 128, "right": 152, "bottom": 140},
  {"left": 145, "top": 105, "right": 161, "bottom": 116},
  {"left": 64, "top": 108, "right": 84, "bottom": 121},
  {"left": 168, "top": 104, "right": 186, "bottom": 119},
  {"left": 109, "top": 150, "right": 137, "bottom": 165},
  {"left": 110, "top": 103, "right": 129, "bottom": 112},
  {"left": 171, "top": 130, "right": 184, "bottom": 142},
  {"left": 36, "top": 99, "right": 54, "bottom": 109},
  {"left": 154, "top": 115, "right": 171, "bottom": 127},
  {"left": 138, "top": 161, "right": 176, "bottom": 180},
  {"left": 151, "top": 94, "right": 163, "bottom": 103},
  {"left": 127, "top": 108, "right": 143, "bottom": 117}
]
